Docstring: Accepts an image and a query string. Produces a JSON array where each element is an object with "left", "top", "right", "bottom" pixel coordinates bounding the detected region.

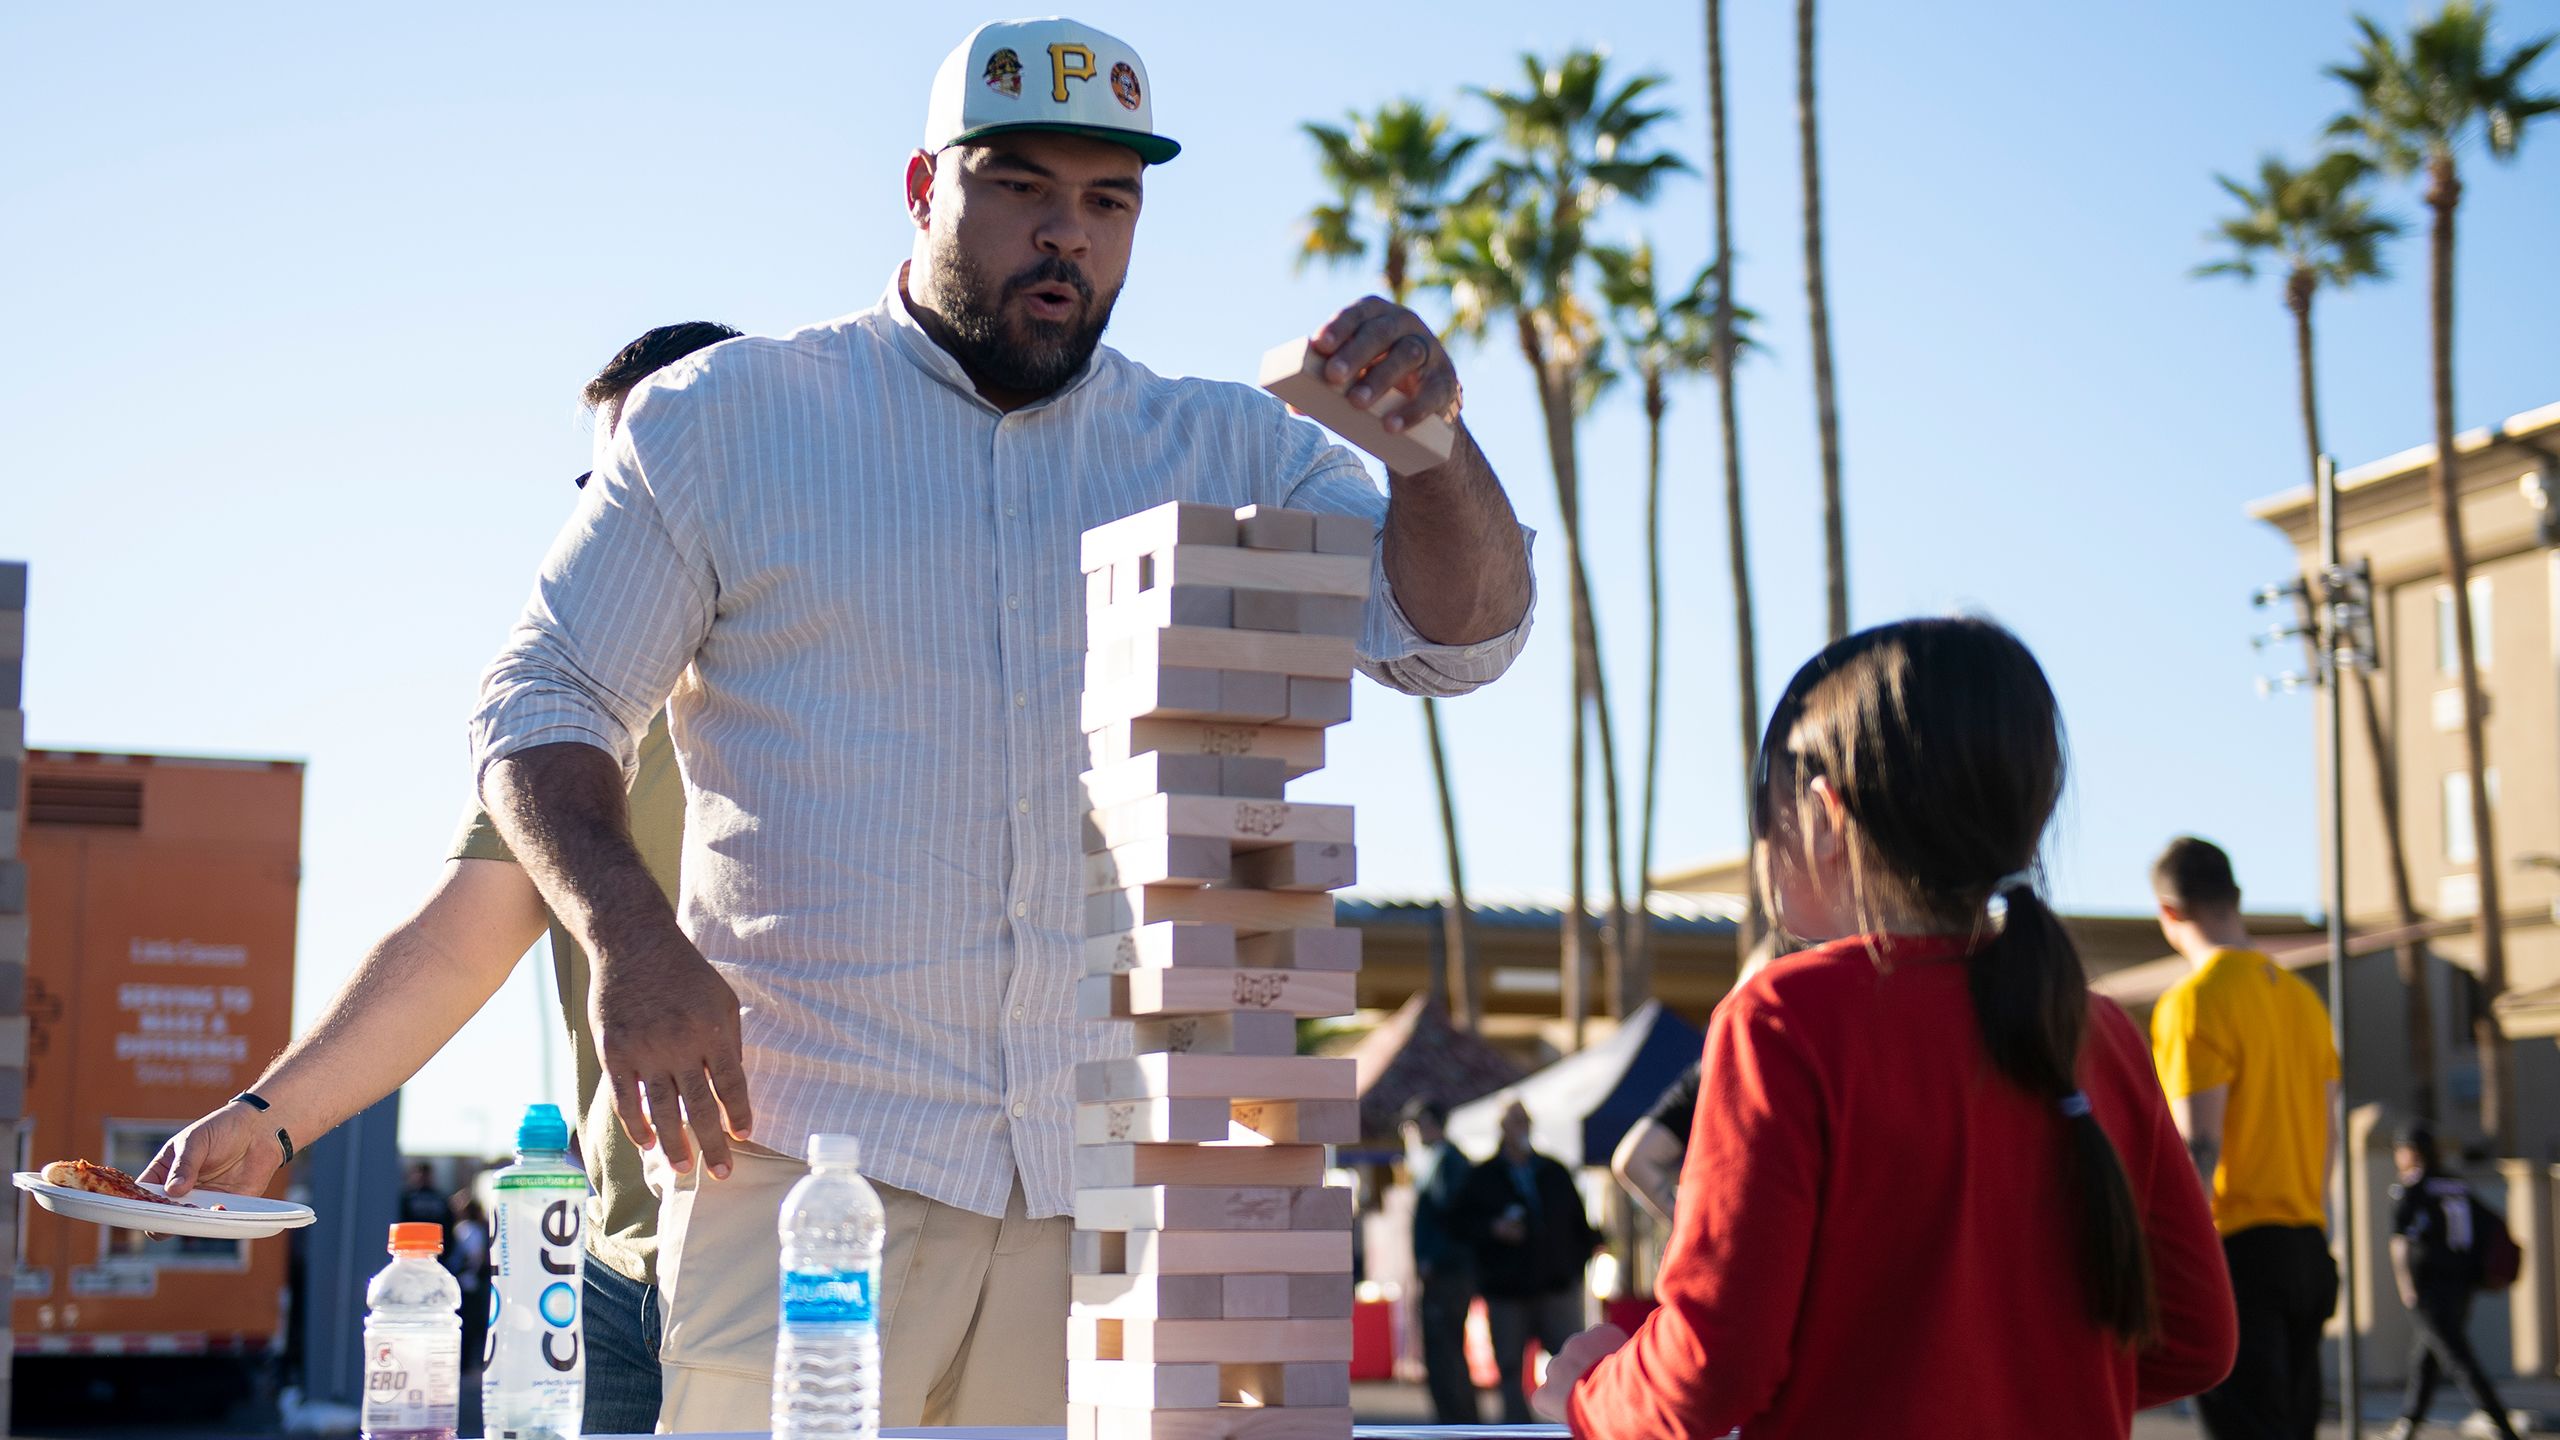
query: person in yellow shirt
[{"left": 2149, "top": 835, "right": 2341, "bottom": 1440}]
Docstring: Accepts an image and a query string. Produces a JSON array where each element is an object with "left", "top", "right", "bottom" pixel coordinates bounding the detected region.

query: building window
[
  {"left": 2435, "top": 576, "right": 2493, "bottom": 675},
  {"left": 2441, "top": 766, "right": 2500, "bottom": 866}
]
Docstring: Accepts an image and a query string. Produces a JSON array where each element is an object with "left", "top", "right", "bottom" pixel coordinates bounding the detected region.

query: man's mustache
[{"left": 1006, "top": 258, "right": 1094, "bottom": 306}]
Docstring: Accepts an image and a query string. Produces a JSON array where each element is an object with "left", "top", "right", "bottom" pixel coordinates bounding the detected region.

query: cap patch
[
  {"left": 983, "top": 48, "right": 1022, "bottom": 97},
  {"left": 1049, "top": 42, "right": 1095, "bottom": 102},
  {"left": 1110, "top": 62, "right": 1141, "bottom": 110}
]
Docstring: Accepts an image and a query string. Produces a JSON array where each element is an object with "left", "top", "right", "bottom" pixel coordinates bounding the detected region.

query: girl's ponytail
[{"left": 1969, "top": 880, "right": 2158, "bottom": 1345}]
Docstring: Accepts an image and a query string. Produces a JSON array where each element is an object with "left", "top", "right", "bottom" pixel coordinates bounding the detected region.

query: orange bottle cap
[{"left": 389, "top": 1222, "right": 444, "bottom": 1253}]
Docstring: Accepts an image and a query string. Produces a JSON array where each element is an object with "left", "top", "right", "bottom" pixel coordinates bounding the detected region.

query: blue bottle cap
[{"left": 517, "top": 1103, "right": 571, "bottom": 1153}]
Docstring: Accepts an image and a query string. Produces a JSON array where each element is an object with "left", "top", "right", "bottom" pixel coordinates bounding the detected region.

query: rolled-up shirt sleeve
[
  {"left": 469, "top": 388, "right": 716, "bottom": 787},
  {"left": 1278, "top": 445, "right": 1536, "bottom": 700}
]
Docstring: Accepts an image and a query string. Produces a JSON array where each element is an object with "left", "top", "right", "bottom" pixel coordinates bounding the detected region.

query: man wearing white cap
[{"left": 471, "top": 17, "right": 1534, "bottom": 1429}]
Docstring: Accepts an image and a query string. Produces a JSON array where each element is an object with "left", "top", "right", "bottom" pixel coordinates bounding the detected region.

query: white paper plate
[{"left": 12, "top": 1171, "right": 316, "bottom": 1239}]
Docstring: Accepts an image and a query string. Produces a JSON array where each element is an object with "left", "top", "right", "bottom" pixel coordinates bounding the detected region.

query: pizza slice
[{"left": 41, "top": 1159, "right": 201, "bottom": 1208}]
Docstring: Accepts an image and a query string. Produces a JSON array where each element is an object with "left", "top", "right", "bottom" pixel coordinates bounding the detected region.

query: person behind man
[
  {"left": 2385, "top": 1123, "right": 2523, "bottom": 1440},
  {"left": 2150, "top": 835, "right": 2340, "bottom": 1440},
  {"left": 399, "top": 1161, "right": 453, "bottom": 1245},
  {"left": 141, "top": 320, "right": 742, "bottom": 1437},
  {"left": 1455, "top": 1099, "right": 1598, "bottom": 1424},
  {"left": 1609, "top": 1059, "right": 1698, "bottom": 1226},
  {"left": 1400, "top": 1095, "right": 1479, "bottom": 1424},
  {"left": 468, "top": 19, "right": 1534, "bottom": 1431}
]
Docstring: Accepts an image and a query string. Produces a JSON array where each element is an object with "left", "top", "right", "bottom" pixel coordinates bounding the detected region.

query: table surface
[{"left": 619, "top": 1429, "right": 1568, "bottom": 1438}]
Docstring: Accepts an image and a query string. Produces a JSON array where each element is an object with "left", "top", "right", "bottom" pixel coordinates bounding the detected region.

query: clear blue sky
[{"left": 7, "top": 2, "right": 2556, "bottom": 1156}]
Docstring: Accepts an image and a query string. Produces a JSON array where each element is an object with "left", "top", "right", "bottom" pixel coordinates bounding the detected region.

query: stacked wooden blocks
[{"left": 1071, "top": 502, "right": 1367, "bottom": 1440}]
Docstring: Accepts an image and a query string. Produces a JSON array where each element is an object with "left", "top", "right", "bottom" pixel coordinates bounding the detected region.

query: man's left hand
[
  {"left": 1308, "top": 297, "right": 1461, "bottom": 444},
  {"left": 1530, "top": 1322, "right": 1629, "bottom": 1422}
]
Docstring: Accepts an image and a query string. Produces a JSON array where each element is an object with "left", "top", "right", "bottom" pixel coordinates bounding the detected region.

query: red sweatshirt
[{"left": 1570, "top": 934, "right": 2236, "bottom": 1439}]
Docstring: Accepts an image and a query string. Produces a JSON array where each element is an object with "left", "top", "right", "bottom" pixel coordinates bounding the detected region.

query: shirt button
[
  {"left": 1005, "top": 505, "right": 1019, "bottom": 518},
  {"left": 1017, "top": 796, "right": 1032, "bottom": 813},
  {"left": 1011, "top": 1101, "right": 1028, "bottom": 1118},
  {"left": 1007, "top": 595, "right": 1021, "bottom": 610},
  {"left": 1013, "top": 901, "right": 1029, "bottom": 917},
  {"left": 1012, "top": 1005, "right": 1026, "bottom": 1020},
  {"left": 1014, "top": 691, "right": 1029, "bottom": 708}
]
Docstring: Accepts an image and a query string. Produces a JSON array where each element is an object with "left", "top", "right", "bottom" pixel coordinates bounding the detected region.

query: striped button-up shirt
[{"left": 470, "top": 271, "right": 1533, "bottom": 1218}]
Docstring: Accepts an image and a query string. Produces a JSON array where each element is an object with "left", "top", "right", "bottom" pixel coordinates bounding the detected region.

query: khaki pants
[{"left": 648, "top": 1142, "right": 1070, "bottom": 1432}]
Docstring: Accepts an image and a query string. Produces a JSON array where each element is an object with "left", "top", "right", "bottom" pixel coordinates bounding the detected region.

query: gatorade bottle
[
  {"left": 362, "top": 1222, "right": 461, "bottom": 1440},
  {"left": 484, "top": 1104, "right": 586, "bottom": 1440},
  {"left": 773, "top": 1133, "right": 884, "bottom": 1439}
]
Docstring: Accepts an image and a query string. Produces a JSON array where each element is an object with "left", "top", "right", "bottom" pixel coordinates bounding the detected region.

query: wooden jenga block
[
  {"left": 1084, "top": 752, "right": 1235, "bottom": 810},
  {"left": 1233, "top": 928, "right": 1361, "bottom": 973},
  {"left": 1115, "top": 626, "right": 1356, "bottom": 682},
  {"left": 1070, "top": 1402, "right": 1356, "bottom": 1440},
  {"left": 1093, "top": 584, "right": 1236, "bottom": 635},
  {"left": 1282, "top": 1275, "right": 1356, "bottom": 1320},
  {"left": 1084, "top": 668, "right": 1290, "bottom": 730},
  {"left": 1074, "top": 1315, "right": 1353, "bottom": 1365},
  {"left": 1086, "top": 838, "right": 1234, "bottom": 893},
  {"left": 1079, "top": 1098, "right": 1234, "bottom": 1145},
  {"left": 1131, "top": 1011, "right": 1300, "bottom": 1057},
  {"left": 1079, "top": 1226, "right": 1352, "bottom": 1276},
  {"left": 1086, "top": 886, "right": 1335, "bottom": 939},
  {"left": 1069, "top": 1359, "right": 1223, "bottom": 1409},
  {"left": 1076, "top": 1184, "right": 1353, "bottom": 1233},
  {"left": 1233, "top": 505, "right": 1317, "bottom": 553},
  {"left": 1291, "top": 595, "right": 1364, "bottom": 640},
  {"left": 1086, "top": 795, "right": 1354, "bottom": 851},
  {"left": 1309, "top": 512, "right": 1374, "bottom": 557},
  {"left": 1275, "top": 678, "right": 1352, "bottom": 729},
  {"left": 1229, "top": 589, "right": 1298, "bottom": 634},
  {"left": 1142, "top": 545, "right": 1368, "bottom": 600},
  {"left": 1075, "top": 1272, "right": 1228, "bottom": 1320},
  {"left": 1086, "top": 922, "right": 1238, "bottom": 976},
  {"left": 1076, "top": 1054, "right": 1352, "bottom": 1105},
  {"left": 1088, "top": 720, "right": 1326, "bottom": 779},
  {"left": 1259, "top": 336, "right": 1458, "bottom": 476},
  {"left": 1224, "top": 1361, "right": 1352, "bottom": 1407},
  {"left": 1229, "top": 842, "right": 1355, "bottom": 894},
  {"left": 1083, "top": 502, "right": 1239, "bottom": 572},
  {"left": 1075, "top": 1143, "right": 1328, "bottom": 1189},
  {"left": 1228, "top": 1099, "right": 1359, "bottom": 1144},
  {"left": 1078, "top": 968, "right": 1355, "bottom": 1020}
]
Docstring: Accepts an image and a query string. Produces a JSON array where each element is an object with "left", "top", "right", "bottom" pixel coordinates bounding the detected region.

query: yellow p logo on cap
[{"left": 1049, "top": 43, "right": 1095, "bottom": 102}]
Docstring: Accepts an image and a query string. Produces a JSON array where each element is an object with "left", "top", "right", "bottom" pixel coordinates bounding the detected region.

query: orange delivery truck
[{"left": 13, "top": 748, "right": 301, "bottom": 1402}]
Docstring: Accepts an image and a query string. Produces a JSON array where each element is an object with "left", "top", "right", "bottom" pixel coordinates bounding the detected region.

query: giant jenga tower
[{"left": 1068, "top": 499, "right": 1372, "bottom": 1440}]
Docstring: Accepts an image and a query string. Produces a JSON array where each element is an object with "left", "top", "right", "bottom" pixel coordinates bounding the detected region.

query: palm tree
[
  {"left": 2195, "top": 152, "right": 2434, "bottom": 1117},
  {"left": 1796, "top": 0, "right": 1847, "bottom": 643},
  {"left": 1595, "top": 242, "right": 1755, "bottom": 1016},
  {"left": 1703, "top": 0, "right": 1767, "bottom": 953},
  {"left": 2330, "top": 0, "right": 2556, "bottom": 1145},
  {"left": 1299, "top": 100, "right": 1487, "bottom": 1029},
  {"left": 1439, "top": 52, "right": 1686, "bottom": 1042}
]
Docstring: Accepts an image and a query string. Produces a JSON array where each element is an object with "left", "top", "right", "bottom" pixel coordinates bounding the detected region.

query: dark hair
[
  {"left": 1400, "top": 1096, "right": 1449, "bottom": 1129},
  {"left": 2151, "top": 836, "right": 2241, "bottom": 917},
  {"left": 1753, "top": 616, "right": 2157, "bottom": 1345},
  {"left": 2396, "top": 1120, "right": 2439, "bottom": 1166},
  {"left": 583, "top": 321, "right": 742, "bottom": 412}
]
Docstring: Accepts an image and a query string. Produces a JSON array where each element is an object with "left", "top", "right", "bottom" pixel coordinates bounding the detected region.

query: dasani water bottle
[
  {"left": 774, "top": 1133, "right": 884, "bottom": 1440},
  {"left": 485, "top": 1103, "right": 586, "bottom": 1439},
  {"left": 362, "top": 1222, "right": 461, "bottom": 1440}
]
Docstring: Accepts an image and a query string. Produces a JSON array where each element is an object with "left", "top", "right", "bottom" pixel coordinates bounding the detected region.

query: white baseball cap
[{"left": 923, "top": 18, "right": 1180, "bottom": 166}]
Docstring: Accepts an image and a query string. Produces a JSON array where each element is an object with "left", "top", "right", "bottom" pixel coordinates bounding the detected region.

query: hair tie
[
  {"left": 2058, "top": 1091, "right": 2092, "bottom": 1119},
  {"left": 1990, "top": 869, "right": 2036, "bottom": 898}
]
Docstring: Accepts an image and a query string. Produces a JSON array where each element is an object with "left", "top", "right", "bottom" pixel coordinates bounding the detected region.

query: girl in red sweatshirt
[{"left": 1539, "top": 618, "right": 2237, "bottom": 1438}]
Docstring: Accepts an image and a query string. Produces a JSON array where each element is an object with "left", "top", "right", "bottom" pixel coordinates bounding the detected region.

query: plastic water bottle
[
  {"left": 363, "top": 1222, "right": 461, "bottom": 1440},
  {"left": 774, "top": 1133, "right": 884, "bottom": 1440},
  {"left": 484, "top": 1104, "right": 587, "bottom": 1440}
]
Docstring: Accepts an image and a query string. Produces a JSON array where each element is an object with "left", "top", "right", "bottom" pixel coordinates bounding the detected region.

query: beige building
[{"left": 2250, "top": 399, "right": 2560, "bottom": 1161}]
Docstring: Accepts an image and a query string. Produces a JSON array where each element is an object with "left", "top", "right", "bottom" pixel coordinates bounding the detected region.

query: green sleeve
[{"left": 449, "top": 801, "right": 518, "bottom": 865}]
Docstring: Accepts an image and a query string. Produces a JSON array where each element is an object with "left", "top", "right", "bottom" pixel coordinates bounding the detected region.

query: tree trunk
[
  {"left": 1421, "top": 698, "right": 1480, "bottom": 1030},
  {"left": 1632, "top": 375, "right": 1667, "bottom": 1009},
  {"left": 2424, "top": 154, "right": 2509, "bottom": 1147},
  {"left": 2292, "top": 274, "right": 2438, "bottom": 1122},
  {"left": 1573, "top": 556, "right": 1632, "bottom": 1019},
  {"left": 1708, "top": 0, "right": 1766, "bottom": 951},
  {"left": 1523, "top": 322, "right": 1593, "bottom": 1049},
  {"left": 1797, "top": 0, "right": 1847, "bottom": 644}
]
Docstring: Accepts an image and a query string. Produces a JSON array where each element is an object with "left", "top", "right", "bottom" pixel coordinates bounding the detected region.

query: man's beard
[{"left": 930, "top": 245, "right": 1118, "bottom": 398}]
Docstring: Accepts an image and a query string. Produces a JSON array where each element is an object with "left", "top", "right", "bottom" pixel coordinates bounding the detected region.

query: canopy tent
[
  {"left": 1446, "top": 999, "right": 1706, "bottom": 1168},
  {"left": 1345, "top": 992, "right": 1525, "bottom": 1142}
]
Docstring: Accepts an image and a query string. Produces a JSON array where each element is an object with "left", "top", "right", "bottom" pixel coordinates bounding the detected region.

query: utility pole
[{"left": 2252, "top": 453, "right": 2375, "bottom": 1436}]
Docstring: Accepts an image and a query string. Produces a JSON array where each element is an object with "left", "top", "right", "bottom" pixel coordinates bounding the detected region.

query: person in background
[
  {"left": 2386, "top": 1123, "right": 2522, "bottom": 1440},
  {"left": 450, "top": 1189, "right": 493, "bottom": 1371},
  {"left": 1456, "top": 1098, "right": 1597, "bottom": 1424},
  {"left": 141, "top": 320, "right": 741, "bottom": 1437},
  {"left": 400, "top": 1161, "right": 451, "bottom": 1249},
  {"left": 2150, "top": 835, "right": 2340, "bottom": 1440},
  {"left": 1610, "top": 1060, "right": 1699, "bottom": 1226},
  {"left": 1400, "top": 1095, "right": 1479, "bottom": 1424},
  {"left": 1535, "top": 618, "right": 2236, "bottom": 1438}
]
